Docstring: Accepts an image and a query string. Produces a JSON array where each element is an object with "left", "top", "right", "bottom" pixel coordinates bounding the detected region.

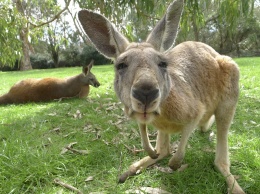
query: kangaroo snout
[
  {"left": 93, "top": 82, "right": 100, "bottom": 88},
  {"left": 131, "top": 81, "right": 161, "bottom": 116},
  {"left": 132, "top": 87, "right": 159, "bottom": 106}
]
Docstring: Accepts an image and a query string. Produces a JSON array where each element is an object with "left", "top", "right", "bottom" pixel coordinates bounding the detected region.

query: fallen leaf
[
  {"left": 92, "top": 130, "right": 101, "bottom": 140},
  {"left": 51, "top": 127, "right": 60, "bottom": 133},
  {"left": 47, "top": 137, "right": 52, "bottom": 144},
  {"left": 48, "top": 112, "right": 57, "bottom": 116},
  {"left": 84, "top": 124, "right": 93, "bottom": 132},
  {"left": 60, "top": 148, "right": 69, "bottom": 154},
  {"left": 65, "top": 147, "right": 89, "bottom": 155},
  {"left": 154, "top": 166, "right": 173, "bottom": 174},
  {"left": 73, "top": 110, "right": 82, "bottom": 119},
  {"left": 60, "top": 142, "right": 77, "bottom": 154},
  {"left": 249, "top": 120, "right": 257, "bottom": 125},
  {"left": 63, "top": 131, "right": 76, "bottom": 138},
  {"left": 102, "top": 140, "right": 110, "bottom": 145},
  {"left": 125, "top": 187, "right": 171, "bottom": 194},
  {"left": 85, "top": 176, "right": 94, "bottom": 182}
]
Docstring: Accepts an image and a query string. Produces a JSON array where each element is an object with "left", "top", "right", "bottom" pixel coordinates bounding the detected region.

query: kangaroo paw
[{"left": 146, "top": 149, "right": 159, "bottom": 159}]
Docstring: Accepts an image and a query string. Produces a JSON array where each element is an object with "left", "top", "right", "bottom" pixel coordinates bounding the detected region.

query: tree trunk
[
  {"left": 48, "top": 28, "right": 60, "bottom": 68},
  {"left": 15, "top": 0, "right": 32, "bottom": 70},
  {"left": 192, "top": 17, "right": 199, "bottom": 41},
  {"left": 19, "top": 28, "right": 33, "bottom": 70},
  {"left": 14, "top": 0, "right": 70, "bottom": 70},
  {"left": 52, "top": 46, "right": 59, "bottom": 68}
]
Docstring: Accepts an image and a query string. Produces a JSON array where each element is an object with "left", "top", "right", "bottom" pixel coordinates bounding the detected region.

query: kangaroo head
[
  {"left": 78, "top": 0, "right": 184, "bottom": 123},
  {"left": 113, "top": 42, "right": 172, "bottom": 123},
  {"left": 82, "top": 60, "right": 100, "bottom": 88}
]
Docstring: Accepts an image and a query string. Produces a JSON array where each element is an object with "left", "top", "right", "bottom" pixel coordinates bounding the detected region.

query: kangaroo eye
[
  {"left": 158, "top": 61, "right": 167, "bottom": 68},
  {"left": 116, "top": 63, "right": 127, "bottom": 70}
]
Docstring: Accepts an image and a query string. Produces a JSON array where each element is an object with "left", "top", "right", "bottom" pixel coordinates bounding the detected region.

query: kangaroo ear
[
  {"left": 88, "top": 59, "right": 94, "bottom": 70},
  {"left": 82, "top": 65, "right": 89, "bottom": 76},
  {"left": 82, "top": 60, "right": 93, "bottom": 75},
  {"left": 146, "top": 0, "right": 184, "bottom": 52},
  {"left": 78, "top": 10, "right": 129, "bottom": 59}
]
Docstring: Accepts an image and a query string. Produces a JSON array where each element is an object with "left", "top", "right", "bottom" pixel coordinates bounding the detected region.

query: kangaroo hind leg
[{"left": 215, "top": 101, "right": 245, "bottom": 194}]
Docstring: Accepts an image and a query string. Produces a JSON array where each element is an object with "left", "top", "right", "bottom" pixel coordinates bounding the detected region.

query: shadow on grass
[
  {"left": 0, "top": 92, "right": 134, "bottom": 193},
  {"left": 0, "top": 88, "right": 259, "bottom": 193}
]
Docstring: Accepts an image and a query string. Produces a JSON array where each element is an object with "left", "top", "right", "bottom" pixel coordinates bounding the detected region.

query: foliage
[
  {"left": 0, "top": 58, "right": 259, "bottom": 193},
  {"left": 60, "top": 46, "right": 81, "bottom": 67},
  {"left": 177, "top": 0, "right": 259, "bottom": 56},
  {"left": 76, "top": 0, "right": 169, "bottom": 41},
  {"left": 45, "top": 12, "right": 75, "bottom": 68},
  {"left": 30, "top": 54, "right": 53, "bottom": 69},
  {"left": 0, "top": 0, "right": 259, "bottom": 70},
  {"left": 30, "top": 44, "right": 110, "bottom": 69},
  {"left": 76, "top": 0, "right": 256, "bottom": 43},
  {"left": 1, "top": 44, "right": 109, "bottom": 71},
  {"left": 0, "top": 0, "right": 25, "bottom": 67},
  {"left": 0, "top": 0, "right": 70, "bottom": 70},
  {"left": 79, "top": 45, "right": 111, "bottom": 65}
]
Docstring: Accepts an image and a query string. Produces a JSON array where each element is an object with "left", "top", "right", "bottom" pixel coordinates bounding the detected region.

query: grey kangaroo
[{"left": 78, "top": 0, "right": 244, "bottom": 193}]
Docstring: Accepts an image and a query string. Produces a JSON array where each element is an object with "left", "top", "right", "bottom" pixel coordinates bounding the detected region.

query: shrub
[
  {"left": 30, "top": 54, "right": 53, "bottom": 69},
  {"left": 79, "top": 45, "right": 111, "bottom": 65},
  {"left": 0, "top": 60, "right": 19, "bottom": 71}
]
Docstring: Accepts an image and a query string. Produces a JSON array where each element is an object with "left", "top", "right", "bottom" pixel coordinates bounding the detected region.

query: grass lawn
[{"left": 0, "top": 58, "right": 259, "bottom": 194}]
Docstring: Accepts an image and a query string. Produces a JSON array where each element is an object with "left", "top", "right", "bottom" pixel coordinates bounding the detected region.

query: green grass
[{"left": 0, "top": 58, "right": 259, "bottom": 194}]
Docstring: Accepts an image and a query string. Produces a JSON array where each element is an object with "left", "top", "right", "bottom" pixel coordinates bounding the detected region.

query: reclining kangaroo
[
  {"left": 78, "top": 0, "right": 244, "bottom": 193},
  {"left": 0, "top": 60, "right": 100, "bottom": 104}
]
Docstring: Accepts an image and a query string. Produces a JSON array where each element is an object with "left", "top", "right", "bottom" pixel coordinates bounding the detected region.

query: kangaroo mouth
[
  {"left": 93, "top": 83, "right": 100, "bottom": 87},
  {"left": 126, "top": 107, "right": 160, "bottom": 124}
]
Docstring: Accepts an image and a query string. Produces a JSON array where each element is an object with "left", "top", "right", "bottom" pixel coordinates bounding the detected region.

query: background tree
[
  {"left": 0, "top": 0, "right": 71, "bottom": 70},
  {"left": 75, "top": 0, "right": 255, "bottom": 42},
  {"left": 0, "top": 1, "right": 24, "bottom": 68},
  {"left": 46, "top": 14, "right": 73, "bottom": 68},
  {"left": 0, "top": 0, "right": 259, "bottom": 71}
]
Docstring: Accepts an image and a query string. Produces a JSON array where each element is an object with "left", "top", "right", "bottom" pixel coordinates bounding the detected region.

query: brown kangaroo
[
  {"left": 0, "top": 60, "right": 100, "bottom": 104},
  {"left": 78, "top": 0, "right": 244, "bottom": 193}
]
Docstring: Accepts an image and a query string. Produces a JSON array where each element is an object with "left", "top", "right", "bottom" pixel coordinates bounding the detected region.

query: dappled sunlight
[{"left": 0, "top": 60, "right": 259, "bottom": 193}]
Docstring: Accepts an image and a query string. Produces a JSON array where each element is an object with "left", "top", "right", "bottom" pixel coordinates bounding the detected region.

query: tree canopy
[{"left": 0, "top": 0, "right": 259, "bottom": 70}]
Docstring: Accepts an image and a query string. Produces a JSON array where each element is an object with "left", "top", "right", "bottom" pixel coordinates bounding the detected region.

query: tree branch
[
  {"left": 132, "top": 1, "right": 160, "bottom": 21},
  {"left": 205, "top": 14, "right": 220, "bottom": 25},
  {"left": 67, "top": 7, "right": 92, "bottom": 45},
  {"left": 54, "top": 178, "right": 83, "bottom": 194},
  {"left": 29, "top": 0, "right": 72, "bottom": 29}
]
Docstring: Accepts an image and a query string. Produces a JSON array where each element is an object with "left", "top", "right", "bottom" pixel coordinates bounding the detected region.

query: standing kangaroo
[
  {"left": 0, "top": 60, "right": 100, "bottom": 104},
  {"left": 78, "top": 0, "right": 244, "bottom": 193}
]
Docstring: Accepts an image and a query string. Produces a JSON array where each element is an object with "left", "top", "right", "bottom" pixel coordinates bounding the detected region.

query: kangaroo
[
  {"left": 78, "top": 0, "right": 245, "bottom": 193},
  {"left": 0, "top": 60, "right": 100, "bottom": 104}
]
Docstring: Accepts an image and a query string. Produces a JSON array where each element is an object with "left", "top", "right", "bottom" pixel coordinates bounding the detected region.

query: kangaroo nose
[
  {"left": 132, "top": 88, "right": 159, "bottom": 105},
  {"left": 95, "top": 82, "right": 100, "bottom": 87}
]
